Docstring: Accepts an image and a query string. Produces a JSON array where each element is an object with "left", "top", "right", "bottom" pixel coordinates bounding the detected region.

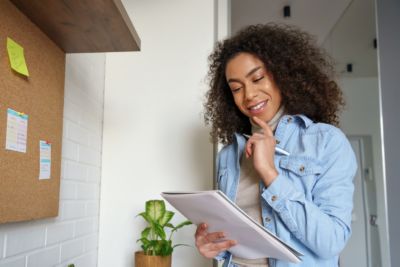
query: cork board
[{"left": 0, "top": 0, "right": 65, "bottom": 223}]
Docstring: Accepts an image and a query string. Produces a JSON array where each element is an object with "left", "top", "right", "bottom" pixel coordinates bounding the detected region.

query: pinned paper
[
  {"left": 7, "top": 37, "right": 29, "bottom": 77},
  {"left": 39, "top": 140, "right": 51, "bottom": 179},
  {"left": 5, "top": 108, "right": 28, "bottom": 153}
]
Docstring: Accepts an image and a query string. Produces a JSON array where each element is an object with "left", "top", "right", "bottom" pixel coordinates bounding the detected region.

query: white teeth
[{"left": 249, "top": 102, "right": 265, "bottom": 110}]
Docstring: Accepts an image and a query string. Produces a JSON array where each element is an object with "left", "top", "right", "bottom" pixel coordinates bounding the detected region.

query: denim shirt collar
[
  {"left": 296, "top": 114, "right": 313, "bottom": 128},
  {"left": 234, "top": 114, "right": 313, "bottom": 144}
]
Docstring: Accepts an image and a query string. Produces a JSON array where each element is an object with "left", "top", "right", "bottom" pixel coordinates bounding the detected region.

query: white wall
[
  {"left": 340, "top": 77, "right": 382, "bottom": 182},
  {"left": 99, "top": 1, "right": 216, "bottom": 267},
  {"left": 0, "top": 54, "right": 105, "bottom": 267},
  {"left": 339, "top": 77, "right": 390, "bottom": 267}
]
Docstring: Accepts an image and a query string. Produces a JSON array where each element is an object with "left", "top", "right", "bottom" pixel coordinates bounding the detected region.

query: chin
[{"left": 257, "top": 114, "right": 273, "bottom": 122}]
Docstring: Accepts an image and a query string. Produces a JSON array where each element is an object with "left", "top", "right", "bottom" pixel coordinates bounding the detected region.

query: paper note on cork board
[{"left": 7, "top": 37, "right": 29, "bottom": 76}]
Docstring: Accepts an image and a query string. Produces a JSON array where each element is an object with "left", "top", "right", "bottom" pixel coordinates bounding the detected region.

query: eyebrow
[{"left": 227, "top": 66, "right": 262, "bottom": 83}]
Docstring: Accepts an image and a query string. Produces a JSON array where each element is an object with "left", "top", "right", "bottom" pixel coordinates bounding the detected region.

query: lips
[{"left": 247, "top": 100, "right": 267, "bottom": 115}]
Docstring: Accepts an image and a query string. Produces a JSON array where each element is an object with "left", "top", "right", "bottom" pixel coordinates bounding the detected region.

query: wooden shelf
[{"left": 10, "top": 0, "right": 141, "bottom": 53}]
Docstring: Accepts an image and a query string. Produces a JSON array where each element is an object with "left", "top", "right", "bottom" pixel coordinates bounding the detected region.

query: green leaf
[
  {"left": 159, "top": 240, "right": 173, "bottom": 256},
  {"left": 165, "top": 223, "right": 174, "bottom": 228},
  {"left": 173, "top": 243, "right": 192, "bottom": 249},
  {"left": 136, "top": 237, "right": 150, "bottom": 245},
  {"left": 148, "top": 240, "right": 159, "bottom": 255},
  {"left": 146, "top": 200, "right": 165, "bottom": 221},
  {"left": 153, "top": 223, "right": 166, "bottom": 240},
  {"left": 141, "top": 227, "right": 151, "bottom": 239},
  {"left": 137, "top": 237, "right": 151, "bottom": 254},
  {"left": 173, "top": 220, "right": 192, "bottom": 231},
  {"left": 137, "top": 212, "right": 153, "bottom": 224},
  {"left": 158, "top": 211, "right": 174, "bottom": 226}
]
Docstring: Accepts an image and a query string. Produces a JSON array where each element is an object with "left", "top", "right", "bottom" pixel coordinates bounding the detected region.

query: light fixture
[
  {"left": 283, "top": 6, "right": 291, "bottom": 18},
  {"left": 346, "top": 63, "right": 353, "bottom": 73}
]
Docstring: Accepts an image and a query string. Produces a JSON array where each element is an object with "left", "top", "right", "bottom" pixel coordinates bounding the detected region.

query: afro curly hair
[{"left": 204, "top": 23, "right": 344, "bottom": 145}]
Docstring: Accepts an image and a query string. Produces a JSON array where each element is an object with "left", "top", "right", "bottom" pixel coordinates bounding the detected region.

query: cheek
[
  {"left": 274, "top": 91, "right": 282, "bottom": 106},
  {"left": 232, "top": 94, "right": 244, "bottom": 110}
]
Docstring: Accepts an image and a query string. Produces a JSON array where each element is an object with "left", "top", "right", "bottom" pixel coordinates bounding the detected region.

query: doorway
[{"left": 341, "top": 136, "right": 382, "bottom": 267}]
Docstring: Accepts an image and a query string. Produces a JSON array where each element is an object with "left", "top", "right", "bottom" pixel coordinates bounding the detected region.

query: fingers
[
  {"left": 195, "top": 226, "right": 225, "bottom": 246},
  {"left": 204, "top": 231, "right": 226, "bottom": 243},
  {"left": 246, "top": 137, "right": 253, "bottom": 158},
  {"left": 194, "top": 223, "right": 237, "bottom": 259},
  {"left": 208, "top": 239, "right": 237, "bottom": 252},
  {"left": 195, "top": 223, "right": 208, "bottom": 238},
  {"left": 246, "top": 116, "right": 274, "bottom": 158},
  {"left": 199, "top": 240, "right": 237, "bottom": 258},
  {"left": 245, "top": 133, "right": 270, "bottom": 158},
  {"left": 195, "top": 224, "right": 225, "bottom": 246},
  {"left": 252, "top": 116, "right": 273, "bottom": 136},
  {"left": 196, "top": 231, "right": 226, "bottom": 248}
]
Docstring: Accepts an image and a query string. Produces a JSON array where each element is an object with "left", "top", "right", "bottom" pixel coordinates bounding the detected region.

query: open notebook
[{"left": 161, "top": 190, "right": 302, "bottom": 263}]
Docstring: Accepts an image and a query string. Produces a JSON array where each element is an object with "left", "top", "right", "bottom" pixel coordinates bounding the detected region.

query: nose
[{"left": 244, "top": 84, "right": 258, "bottom": 101}]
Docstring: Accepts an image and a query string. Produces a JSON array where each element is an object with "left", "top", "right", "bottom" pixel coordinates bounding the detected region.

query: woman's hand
[
  {"left": 195, "top": 223, "right": 237, "bottom": 259},
  {"left": 246, "top": 116, "right": 279, "bottom": 187}
]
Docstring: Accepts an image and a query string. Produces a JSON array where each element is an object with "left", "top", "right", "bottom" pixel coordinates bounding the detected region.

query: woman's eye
[
  {"left": 231, "top": 87, "right": 241, "bottom": 93},
  {"left": 254, "top": 76, "right": 264, "bottom": 82}
]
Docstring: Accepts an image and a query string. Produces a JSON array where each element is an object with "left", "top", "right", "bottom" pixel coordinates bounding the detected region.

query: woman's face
[{"left": 225, "top": 52, "right": 282, "bottom": 123}]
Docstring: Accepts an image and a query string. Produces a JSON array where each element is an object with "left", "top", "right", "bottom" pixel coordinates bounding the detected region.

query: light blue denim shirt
[{"left": 215, "top": 114, "right": 357, "bottom": 267}]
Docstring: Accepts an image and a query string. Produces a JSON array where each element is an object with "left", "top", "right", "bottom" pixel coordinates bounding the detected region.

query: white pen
[{"left": 242, "top": 134, "right": 290, "bottom": 156}]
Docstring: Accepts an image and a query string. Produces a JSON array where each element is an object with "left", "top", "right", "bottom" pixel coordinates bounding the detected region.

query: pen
[{"left": 242, "top": 134, "right": 290, "bottom": 156}]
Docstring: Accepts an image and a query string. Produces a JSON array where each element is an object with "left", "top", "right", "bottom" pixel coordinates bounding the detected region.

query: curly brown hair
[{"left": 204, "top": 23, "right": 344, "bottom": 145}]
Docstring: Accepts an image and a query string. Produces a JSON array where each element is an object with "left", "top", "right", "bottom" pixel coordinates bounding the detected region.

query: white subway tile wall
[
  {"left": 6, "top": 227, "right": 45, "bottom": 257},
  {"left": 27, "top": 247, "right": 59, "bottom": 267},
  {"left": 0, "top": 257, "right": 26, "bottom": 267},
  {"left": 0, "top": 53, "right": 105, "bottom": 267},
  {"left": 60, "top": 239, "right": 85, "bottom": 263}
]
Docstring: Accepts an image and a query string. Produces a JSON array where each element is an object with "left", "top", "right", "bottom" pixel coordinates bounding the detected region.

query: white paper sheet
[
  {"left": 39, "top": 140, "right": 51, "bottom": 179},
  {"left": 162, "top": 190, "right": 302, "bottom": 263},
  {"left": 5, "top": 108, "right": 28, "bottom": 153}
]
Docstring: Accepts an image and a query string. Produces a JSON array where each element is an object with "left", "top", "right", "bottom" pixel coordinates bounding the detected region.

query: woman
[{"left": 195, "top": 24, "right": 357, "bottom": 267}]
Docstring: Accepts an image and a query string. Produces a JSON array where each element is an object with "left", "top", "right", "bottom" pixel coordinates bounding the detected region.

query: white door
[
  {"left": 340, "top": 138, "right": 369, "bottom": 267},
  {"left": 341, "top": 136, "right": 383, "bottom": 267}
]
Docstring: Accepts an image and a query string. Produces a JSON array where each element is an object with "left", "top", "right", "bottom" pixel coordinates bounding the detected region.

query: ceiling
[{"left": 230, "top": 0, "right": 378, "bottom": 77}]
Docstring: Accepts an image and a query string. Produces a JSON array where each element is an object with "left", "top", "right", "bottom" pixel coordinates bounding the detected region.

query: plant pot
[{"left": 135, "top": 251, "right": 172, "bottom": 267}]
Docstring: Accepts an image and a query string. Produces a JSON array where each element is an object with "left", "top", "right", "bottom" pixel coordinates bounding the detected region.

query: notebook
[{"left": 161, "top": 190, "right": 302, "bottom": 263}]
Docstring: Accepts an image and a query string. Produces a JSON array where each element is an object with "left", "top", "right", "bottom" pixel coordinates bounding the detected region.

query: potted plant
[{"left": 135, "top": 199, "right": 192, "bottom": 267}]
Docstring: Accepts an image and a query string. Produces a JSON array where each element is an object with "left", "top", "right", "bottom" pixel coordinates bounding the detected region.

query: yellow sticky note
[{"left": 7, "top": 37, "right": 29, "bottom": 77}]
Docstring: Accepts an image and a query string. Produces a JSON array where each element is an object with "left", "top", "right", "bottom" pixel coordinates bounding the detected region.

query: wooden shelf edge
[
  {"left": 10, "top": 0, "right": 141, "bottom": 53},
  {"left": 112, "top": 0, "right": 141, "bottom": 51}
]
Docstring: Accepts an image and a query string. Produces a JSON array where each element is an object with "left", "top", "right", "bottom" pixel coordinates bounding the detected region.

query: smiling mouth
[{"left": 248, "top": 101, "right": 267, "bottom": 114}]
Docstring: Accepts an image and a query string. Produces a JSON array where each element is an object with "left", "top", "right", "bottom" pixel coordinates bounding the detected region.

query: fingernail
[{"left": 202, "top": 223, "right": 207, "bottom": 229}]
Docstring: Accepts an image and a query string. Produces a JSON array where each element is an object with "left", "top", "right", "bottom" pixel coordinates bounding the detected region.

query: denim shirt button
[
  {"left": 271, "top": 195, "right": 278, "bottom": 201},
  {"left": 276, "top": 139, "right": 280, "bottom": 144},
  {"left": 299, "top": 165, "right": 305, "bottom": 172},
  {"left": 287, "top": 117, "right": 293, "bottom": 122},
  {"left": 265, "top": 217, "right": 271, "bottom": 223}
]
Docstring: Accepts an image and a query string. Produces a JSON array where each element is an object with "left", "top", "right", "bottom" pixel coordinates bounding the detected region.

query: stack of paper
[{"left": 161, "top": 190, "right": 302, "bottom": 263}]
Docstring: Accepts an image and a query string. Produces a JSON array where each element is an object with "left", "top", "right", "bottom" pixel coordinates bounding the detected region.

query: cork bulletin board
[{"left": 0, "top": 0, "right": 65, "bottom": 223}]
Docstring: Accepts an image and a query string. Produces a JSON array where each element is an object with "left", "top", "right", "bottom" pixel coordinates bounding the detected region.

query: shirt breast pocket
[{"left": 279, "top": 156, "right": 323, "bottom": 194}]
